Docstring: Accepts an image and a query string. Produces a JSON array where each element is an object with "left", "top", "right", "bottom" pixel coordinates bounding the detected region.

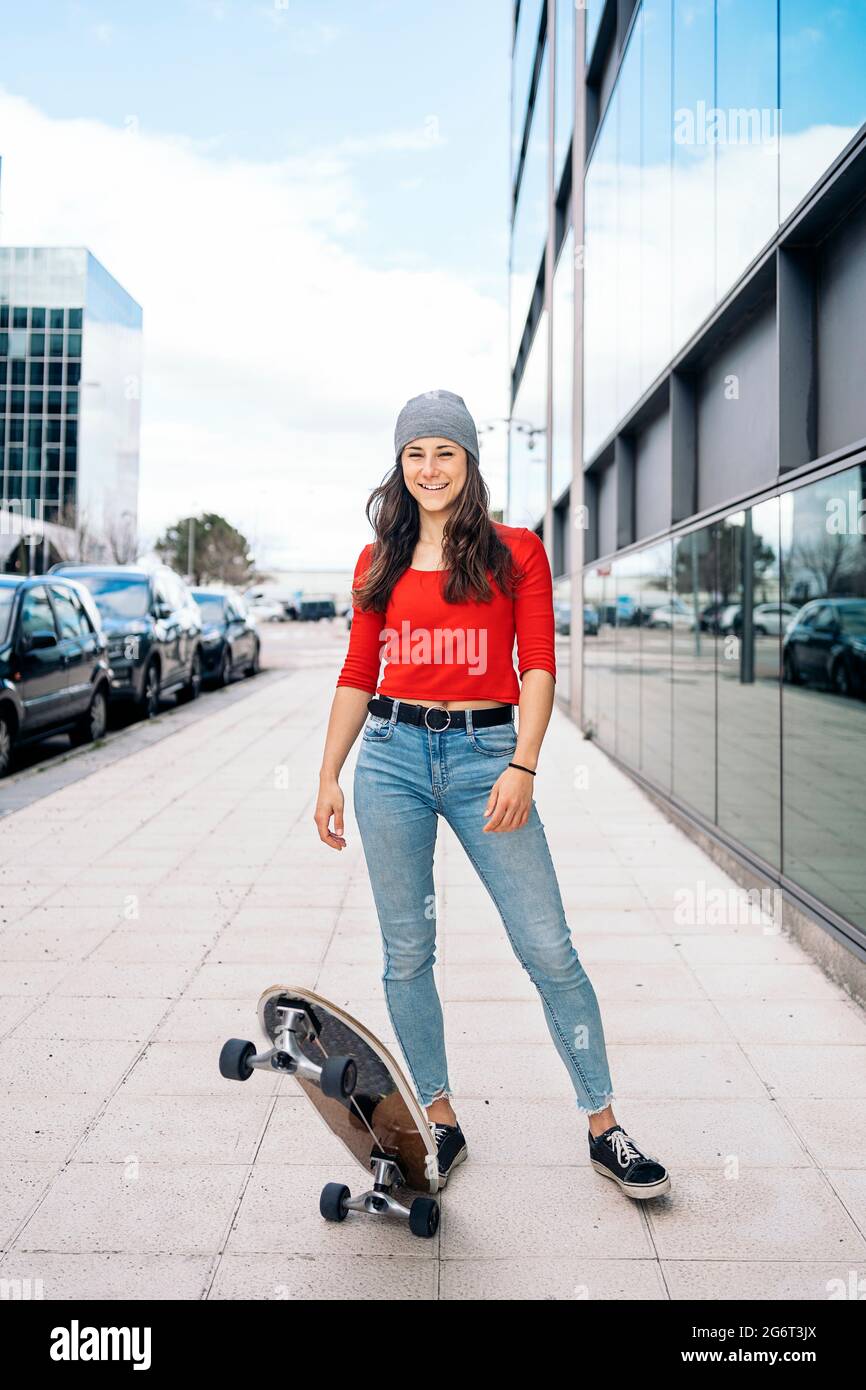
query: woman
[{"left": 315, "top": 389, "right": 670, "bottom": 1201}]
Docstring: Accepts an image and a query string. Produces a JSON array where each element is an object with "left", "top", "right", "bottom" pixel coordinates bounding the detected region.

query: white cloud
[{"left": 0, "top": 87, "right": 508, "bottom": 569}]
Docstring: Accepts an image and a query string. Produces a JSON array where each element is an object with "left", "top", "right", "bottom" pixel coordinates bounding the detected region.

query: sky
[{"left": 0, "top": 0, "right": 513, "bottom": 571}]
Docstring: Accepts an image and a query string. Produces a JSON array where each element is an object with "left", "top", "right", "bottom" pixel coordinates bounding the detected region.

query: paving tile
[{"left": 14, "top": 1163, "right": 247, "bottom": 1254}]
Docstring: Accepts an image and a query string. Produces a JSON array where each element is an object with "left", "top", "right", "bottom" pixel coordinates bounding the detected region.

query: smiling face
[{"left": 400, "top": 436, "right": 468, "bottom": 513}]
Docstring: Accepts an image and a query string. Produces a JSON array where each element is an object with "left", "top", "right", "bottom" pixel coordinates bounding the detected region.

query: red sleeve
[
  {"left": 336, "top": 544, "right": 384, "bottom": 694},
  {"left": 514, "top": 528, "right": 557, "bottom": 683}
]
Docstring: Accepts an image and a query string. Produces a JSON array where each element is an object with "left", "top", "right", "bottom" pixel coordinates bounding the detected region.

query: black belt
[{"left": 367, "top": 695, "right": 513, "bottom": 732}]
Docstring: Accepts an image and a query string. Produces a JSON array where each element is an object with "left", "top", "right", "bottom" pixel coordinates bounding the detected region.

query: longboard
[{"left": 219, "top": 984, "right": 441, "bottom": 1237}]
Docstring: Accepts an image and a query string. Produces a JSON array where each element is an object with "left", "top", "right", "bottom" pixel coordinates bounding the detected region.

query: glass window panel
[
  {"left": 67, "top": 333, "right": 82, "bottom": 357},
  {"left": 554, "top": 0, "right": 575, "bottom": 188},
  {"left": 49, "top": 333, "right": 64, "bottom": 357},
  {"left": 49, "top": 309, "right": 64, "bottom": 330},
  {"left": 66, "top": 361, "right": 81, "bottom": 386},
  {"left": 19, "top": 586, "right": 55, "bottom": 638},
  {"left": 11, "top": 360, "right": 26, "bottom": 386},
  {"left": 585, "top": 0, "right": 603, "bottom": 63},
  {"left": 614, "top": 551, "right": 642, "bottom": 768},
  {"left": 616, "top": 22, "right": 642, "bottom": 421},
  {"left": 780, "top": 465, "right": 866, "bottom": 930},
  {"left": 68, "top": 308, "right": 82, "bottom": 329},
  {"left": 716, "top": 500, "right": 782, "bottom": 866},
  {"left": 31, "top": 307, "right": 45, "bottom": 329},
  {"left": 672, "top": 523, "right": 717, "bottom": 819},
  {"left": 512, "top": 0, "right": 545, "bottom": 177},
  {"left": 29, "top": 333, "right": 45, "bottom": 356},
  {"left": 48, "top": 363, "right": 63, "bottom": 386},
  {"left": 583, "top": 84, "right": 618, "bottom": 458},
  {"left": 51, "top": 582, "right": 82, "bottom": 637},
  {"left": 780, "top": 0, "right": 866, "bottom": 221},
  {"left": 509, "top": 310, "right": 548, "bottom": 528},
  {"left": 29, "top": 362, "right": 44, "bottom": 385},
  {"left": 640, "top": 0, "right": 673, "bottom": 391},
  {"left": 551, "top": 228, "right": 574, "bottom": 500},
  {"left": 638, "top": 539, "right": 673, "bottom": 790},
  {"left": 510, "top": 44, "right": 550, "bottom": 363},
  {"left": 584, "top": 562, "right": 616, "bottom": 747},
  {"left": 716, "top": 0, "right": 778, "bottom": 300},
  {"left": 672, "top": 0, "right": 715, "bottom": 345},
  {"left": 12, "top": 307, "right": 28, "bottom": 329}
]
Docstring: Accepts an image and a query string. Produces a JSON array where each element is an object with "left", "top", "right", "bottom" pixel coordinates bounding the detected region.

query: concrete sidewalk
[{"left": 1, "top": 663, "right": 865, "bottom": 1300}]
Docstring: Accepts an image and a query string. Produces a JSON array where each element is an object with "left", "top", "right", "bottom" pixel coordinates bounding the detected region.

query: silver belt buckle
[{"left": 423, "top": 705, "right": 451, "bottom": 731}]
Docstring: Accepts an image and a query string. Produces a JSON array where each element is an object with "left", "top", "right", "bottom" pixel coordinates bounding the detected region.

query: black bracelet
[{"left": 509, "top": 761, "right": 536, "bottom": 776}]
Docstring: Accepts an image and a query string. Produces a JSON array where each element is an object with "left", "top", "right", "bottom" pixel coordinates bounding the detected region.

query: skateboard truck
[
  {"left": 218, "top": 1003, "right": 358, "bottom": 1101},
  {"left": 320, "top": 1148, "right": 440, "bottom": 1239}
]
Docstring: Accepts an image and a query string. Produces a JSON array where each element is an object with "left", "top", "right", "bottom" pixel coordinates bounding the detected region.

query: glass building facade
[
  {"left": 509, "top": 0, "right": 866, "bottom": 957},
  {"left": 0, "top": 246, "right": 142, "bottom": 570}
]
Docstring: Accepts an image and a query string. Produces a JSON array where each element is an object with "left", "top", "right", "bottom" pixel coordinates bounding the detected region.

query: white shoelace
[{"left": 608, "top": 1130, "right": 642, "bottom": 1168}]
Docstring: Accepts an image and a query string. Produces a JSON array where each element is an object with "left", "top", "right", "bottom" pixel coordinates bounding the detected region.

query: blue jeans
[{"left": 352, "top": 701, "right": 615, "bottom": 1116}]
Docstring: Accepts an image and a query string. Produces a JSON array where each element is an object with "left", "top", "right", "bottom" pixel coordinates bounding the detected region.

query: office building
[
  {"left": 0, "top": 245, "right": 142, "bottom": 571},
  {"left": 509, "top": 1, "right": 866, "bottom": 959}
]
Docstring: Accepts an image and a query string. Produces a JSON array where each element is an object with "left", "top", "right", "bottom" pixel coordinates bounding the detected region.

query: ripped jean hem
[
  {"left": 419, "top": 1086, "right": 455, "bottom": 1110},
  {"left": 576, "top": 1090, "right": 615, "bottom": 1117}
]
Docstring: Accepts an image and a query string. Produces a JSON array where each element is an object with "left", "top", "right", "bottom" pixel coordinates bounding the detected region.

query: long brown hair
[{"left": 353, "top": 451, "right": 523, "bottom": 613}]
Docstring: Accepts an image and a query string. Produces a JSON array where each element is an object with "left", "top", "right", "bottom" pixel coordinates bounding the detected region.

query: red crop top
[{"left": 335, "top": 522, "right": 556, "bottom": 704}]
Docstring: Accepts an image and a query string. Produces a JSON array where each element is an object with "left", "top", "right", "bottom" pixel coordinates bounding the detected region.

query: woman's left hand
[{"left": 482, "top": 766, "right": 534, "bottom": 832}]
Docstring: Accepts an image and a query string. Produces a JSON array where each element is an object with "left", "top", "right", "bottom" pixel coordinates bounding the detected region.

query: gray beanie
[{"left": 394, "top": 388, "right": 480, "bottom": 464}]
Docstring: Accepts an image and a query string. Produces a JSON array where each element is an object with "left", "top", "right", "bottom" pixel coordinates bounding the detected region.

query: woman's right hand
[{"left": 314, "top": 775, "right": 346, "bottom": 850}]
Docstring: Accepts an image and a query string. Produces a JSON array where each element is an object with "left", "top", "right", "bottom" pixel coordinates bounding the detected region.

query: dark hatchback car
[
  {"left": 0, "top": 575, "right": 111, "bottom": 777},
  {"left": 783, "top": 597, "right": 866, "bottom": 697},
  {"left": 190, "top": 588, "right": 260, "bottom": 686},
  {"left": 298, "top": 598, "right": 336, "bottom": 622},
  {"left": 49, "top": 563, "right": 204, "bottom": 717}
]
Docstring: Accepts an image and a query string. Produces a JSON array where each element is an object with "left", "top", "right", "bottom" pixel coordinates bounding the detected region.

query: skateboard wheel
[
  {"left": 219, "top": 1038, "right": 256, "bottom": 1081},
  {"left": 409, "top": 1196, "right": 440, "bottom": 1239},
  {"left": 320, "top": 1182, "right": 350, "bottom": 1223},
  {"left": 320, "top": 1055, "right": 357, "bottom": 1100}
]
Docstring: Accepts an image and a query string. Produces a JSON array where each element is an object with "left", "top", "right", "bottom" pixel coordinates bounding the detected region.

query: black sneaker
[
  {"left": 429, "top": 1121, "right": 468, "bottom": 1189},
  {"left": 588, "top": 1123, "right": 671, "bottom": 1200}
]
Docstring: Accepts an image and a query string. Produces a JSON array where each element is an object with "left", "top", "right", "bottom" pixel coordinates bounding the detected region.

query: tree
[
  {"left": 104, "top": 507, "right": 140, "bottom": 564},
  {"left": 154, "top": 513, "right": 256, "bottom": 587}
]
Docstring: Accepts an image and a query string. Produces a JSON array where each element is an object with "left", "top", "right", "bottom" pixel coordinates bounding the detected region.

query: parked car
[
  {"left": 553, "top": 600, "right": 571, "bottom": 635},
  {"left": 782, "top": 598, "right": 866, "bottom": 697},
  {"left": 190, "top": 588, "right": 261, "bottom": 685},
  {"left": 298, "top": 599, "right": 336, "bottom": 622},
  {"left": 0, "top": 574, "right": 112, "bottom": 777},
  {"left": 246, "top": 597, "right": 286, "bottom": 623},
  {"left": 584, "top": 606, "right": 600, "bottom": 636},
  {"left": 647, "top": 599, "right": 695, "bottom": 630},
  {"left": 699, "top": 600, "right": 727, "bottom": 633},
  {"left": 718, "top": 602, "right": 799, "bottom": 636},
  {"left": 49, "top": 563, "right": 204, "bottom": 717}
]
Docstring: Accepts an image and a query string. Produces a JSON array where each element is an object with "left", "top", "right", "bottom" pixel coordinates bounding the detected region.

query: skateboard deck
[{"left": 257, "top": 984, "right": 439, "bottom": 1196}]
